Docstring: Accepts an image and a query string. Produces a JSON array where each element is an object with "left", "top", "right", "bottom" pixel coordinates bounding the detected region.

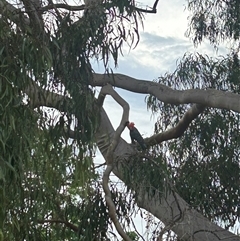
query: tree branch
[
  {"left": 96, "top": 105, "right": 240, "bottom": 241},
  {"left": 146, "top": 104, "right": 205, "bottom": 145},
  {"left": 99, "top": 84, "right": 132, "bottom": 241},
  {"left": 21, "top": 0, "right": 41, "bottom": 21},
  {"left": 41, "top": 3, "right": 85, "bottom": 12},
  {"left": 21, "top": 0, "right": 46, "bottom": 39},
  {"left": 91, "top": 73, "right": 240, "bottom": 113},
  {"left": 24, "top": 79, "right": 67, "bottom": 109},
  {"left": 134, "top": 0, "right": 159, "bottom": 14},
  {"left": 40, "top": 1, "right": 159, "bottom": 14},
  {"left": 37, "top": 219, "right": 78, "bottom": 232}
]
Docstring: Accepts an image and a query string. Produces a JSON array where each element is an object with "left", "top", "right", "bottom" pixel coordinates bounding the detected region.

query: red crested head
[
  {"left": 129, "top": 122, "right": 135, "bottom": 128},
  {"left": 125, "top": 121, "right": 135, "bottom": 130}
]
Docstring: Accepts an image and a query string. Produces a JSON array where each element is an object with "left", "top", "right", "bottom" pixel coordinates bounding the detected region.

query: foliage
[
  {"left": 174, "top": 108, "right": 240, "bottom": 228},
  {"left": 1, "top": 0, "right": 240, "bottom": 240},
  {"left": 122, "top": 153, "right": 170, "bottom": 199},
  {"left": 122, "top": 231, "right": 139, "bottom": 241},
  {"left": 146, "top": 52, "right": 240, "bottom": 229},
  {"left": 0, "top": 0, "right": 142, "bottom": 240},
  {"left": 186, "top": 0, "right": 240, "bottom": 46}
]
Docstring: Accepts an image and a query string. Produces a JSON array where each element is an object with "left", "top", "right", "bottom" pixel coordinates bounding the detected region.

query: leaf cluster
[
  {"left": 174, "top": 108, "right": 240, "bottom": 228},
  {"left": 186, "top": 0, "right": 240, "bottom": 46},
  {"left": 46, "top": 0, "right": 143, "bottom": 145},
  {"left": 122, "top": 153, "right": 170, "bottom": 199}
]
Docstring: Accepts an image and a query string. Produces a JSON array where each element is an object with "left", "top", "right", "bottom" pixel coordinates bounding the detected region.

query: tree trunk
[{"left": 96, "top": 108, "right": 240, "bottom": 241}]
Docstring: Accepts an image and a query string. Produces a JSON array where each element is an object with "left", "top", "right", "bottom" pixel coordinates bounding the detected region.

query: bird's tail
[{"left": 139, "top": 141, "right": 147, "bottom": 150}]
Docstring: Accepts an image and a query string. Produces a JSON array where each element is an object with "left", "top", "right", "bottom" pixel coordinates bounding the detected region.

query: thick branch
[
  {"left": 146, "top": 104, "right": 205, "bottom": 145},
  {"left": 91, "top": 73, "right": 240, "bottom": 113},
  {"left": 99, "top": 84, "right": 131, "bottom": 241},
  {"left": 24, "top": 80, "right": 67, "bottom": 109},
  {"left": 21, "top": 0, "right": 45, "bottom": 38}
]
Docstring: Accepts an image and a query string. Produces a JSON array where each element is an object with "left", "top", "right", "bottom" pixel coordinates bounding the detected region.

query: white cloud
[
  {"left": 92, "top": 0, "right": 230, "bottom": 139},
  {"left": 141, "top": 0, "right": 189, "bottom": 37}
]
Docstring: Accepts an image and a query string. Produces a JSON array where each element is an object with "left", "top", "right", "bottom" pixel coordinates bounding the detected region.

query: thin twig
[
  {"left": 37, "top": 219, "right": 78, "bottom": 232},
  {"left": 134, "top": 0, "right": 159, "bottom": 13},
  {"left": 94, "top": 162, "right": 106, "bottom": 169},
  {"left": 41, "top": 3, "right": 85, "bottom": 12}
]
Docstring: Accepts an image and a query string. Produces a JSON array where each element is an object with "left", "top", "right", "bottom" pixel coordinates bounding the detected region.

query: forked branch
[
  {"left": 21, "top": 75, "right": 240, "bottom": 241},
  {"left": 99, "top": 84, "right": 132, "bottom": 241}
]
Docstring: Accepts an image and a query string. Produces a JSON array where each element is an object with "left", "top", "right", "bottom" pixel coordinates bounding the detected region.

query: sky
[
  {"left": 92, "top": 0, "right": 228, "bottom": 144},
  {"left": 91, "top": 0, "right": 237, "bottom": 238}
]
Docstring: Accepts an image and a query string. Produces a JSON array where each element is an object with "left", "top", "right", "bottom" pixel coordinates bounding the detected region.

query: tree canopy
[{"left": 0, "top": 0, "right": 240, "bottom": 240}]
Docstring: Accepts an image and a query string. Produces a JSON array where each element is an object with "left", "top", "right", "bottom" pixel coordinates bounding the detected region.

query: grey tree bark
[
  {"left": 91, "top": 73, "right": 240, "bottom": 113},
  {"left": 96, "top": 108, "right": 240, "bottom": 241}
]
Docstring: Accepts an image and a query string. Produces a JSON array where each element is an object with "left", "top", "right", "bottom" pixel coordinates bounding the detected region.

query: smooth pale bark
[
  {"left": 96, "top": 108, "right": 240, "bottom": 241},
  {"left": 100, "top": 85, "right": 132, "bottom": 241},
  {"left": 91, "top": 73, "right": 240, "bottom": 113},
  {"left": 146, "top": 104, "right": 205, "bottom": 145}
]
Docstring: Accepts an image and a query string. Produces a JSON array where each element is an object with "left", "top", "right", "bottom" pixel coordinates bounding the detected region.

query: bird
[{"left": 125, "top": 121, "right": 147, "bottom": 150}]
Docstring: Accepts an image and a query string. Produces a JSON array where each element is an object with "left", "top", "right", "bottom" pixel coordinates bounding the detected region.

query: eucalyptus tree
[{"left": 0, "top": 0, "right": 240, "bottom": 240}]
